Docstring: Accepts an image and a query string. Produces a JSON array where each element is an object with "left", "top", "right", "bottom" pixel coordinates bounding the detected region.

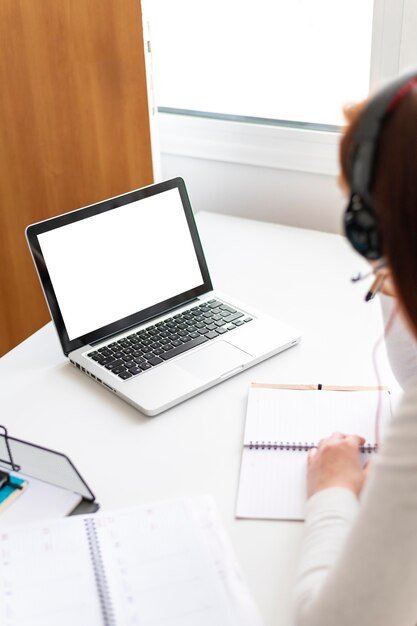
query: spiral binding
[
  {"left": 84, "top": 518, "right": 117, "bottom": 626},
  {"left": 246, "top": 441, "right": 377, "bottom": 453}
]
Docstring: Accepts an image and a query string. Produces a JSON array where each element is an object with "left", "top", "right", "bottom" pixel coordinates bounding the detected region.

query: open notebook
[
  {"left": 0, "top": 496, "right": 262, "bottom": 626},
  {"left": 236, "top": 383, "right": 392, "bottom": 522}
]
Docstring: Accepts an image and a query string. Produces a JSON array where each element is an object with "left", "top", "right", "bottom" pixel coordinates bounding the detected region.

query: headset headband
[
  {"left": 349, "top": 69, "right": 417, "bottom": 206},
  {"left": 344, "top": 68, "right": 417, "bottom": 260}
]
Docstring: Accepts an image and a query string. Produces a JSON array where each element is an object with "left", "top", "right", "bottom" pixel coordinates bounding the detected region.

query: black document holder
[{"left": 0, "top": 425, "right": 99, "bottom": 515}]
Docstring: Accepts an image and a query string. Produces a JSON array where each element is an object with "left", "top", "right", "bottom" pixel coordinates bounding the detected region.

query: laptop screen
[
  {"left": 38, "top": 187, "right": 204, "bottom": 341},
  {"left": 27, "top": 178, "right": 212, "bottom": 355}
]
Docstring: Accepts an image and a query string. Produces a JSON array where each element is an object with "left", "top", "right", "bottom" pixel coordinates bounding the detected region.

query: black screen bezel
[{"left": 26, "top": 177, "right": 213, "bottom": 356}]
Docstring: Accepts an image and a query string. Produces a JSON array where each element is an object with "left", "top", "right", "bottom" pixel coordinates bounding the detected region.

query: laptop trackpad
[{"left": 176, "top": 340, "right": 252, "bottom": 381}]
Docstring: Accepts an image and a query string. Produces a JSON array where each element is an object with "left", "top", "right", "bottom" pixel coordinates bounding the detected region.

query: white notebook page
[
  {"left": 98, "top": 497, "right": 263, "bottom": 626},
  {"left": 236, "top": 387, "right": 391, "bottom": 521},
  {"left": 0, "top": 521, "right": 102, "bottom": 626},
  {"left": 237, "top": 448, "right": 307, "bottom": 521},
  {"left": 0, "top": 496, "right": 262, "bottom": 626},
  {"left": 243, "top": 388, "right": 391, "bottom": 445}
]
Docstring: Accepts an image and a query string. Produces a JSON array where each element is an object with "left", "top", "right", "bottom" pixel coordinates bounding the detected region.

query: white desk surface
[{"left": 0, "top": 211, "right": 400, "bottom": 626}]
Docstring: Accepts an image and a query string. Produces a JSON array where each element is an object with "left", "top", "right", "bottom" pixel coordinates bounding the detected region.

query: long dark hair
[{"left": 340, "top": 91, "right": 417, "bottom": 335}]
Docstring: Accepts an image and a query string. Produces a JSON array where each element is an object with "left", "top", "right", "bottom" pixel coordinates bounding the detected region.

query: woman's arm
[
  {"left": 294, "top": 383, "right": 417, "bottom": 626},
  {"left": 294, "top": 487, "right": 360, "bottom": 621}
]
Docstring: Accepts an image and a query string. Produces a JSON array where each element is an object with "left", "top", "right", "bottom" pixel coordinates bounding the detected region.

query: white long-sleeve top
[{"left": 294, "top": 295, "right": 417, "bottom": 626}]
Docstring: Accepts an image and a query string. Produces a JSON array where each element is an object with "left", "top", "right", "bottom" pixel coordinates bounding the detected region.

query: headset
[{"left": 344, "top": 68, "right": 417, "bottom": 260}]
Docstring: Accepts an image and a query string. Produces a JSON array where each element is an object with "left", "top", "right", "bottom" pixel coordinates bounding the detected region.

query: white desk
[{"left": 0, "top": 212, "right": 399, "bottom": 625}]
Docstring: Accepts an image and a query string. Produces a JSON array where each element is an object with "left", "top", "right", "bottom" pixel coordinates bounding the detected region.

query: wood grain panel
[{"left": 0, "top": 0, "right": 153, "bottom": 356}]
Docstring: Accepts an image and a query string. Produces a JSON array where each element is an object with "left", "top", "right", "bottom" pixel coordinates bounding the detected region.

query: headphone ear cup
[{"left": 344, "top": 194, "right": 382, "bottom": 260}]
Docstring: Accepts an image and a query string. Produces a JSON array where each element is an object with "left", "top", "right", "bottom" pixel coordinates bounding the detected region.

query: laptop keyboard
[{"left": 87, "top": 299, "right": 253, "bottom": 380}]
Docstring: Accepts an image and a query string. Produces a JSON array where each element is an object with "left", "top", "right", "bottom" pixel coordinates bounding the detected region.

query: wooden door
[{"left": 0, "top": 0, "right": 153, "bottom": 356}]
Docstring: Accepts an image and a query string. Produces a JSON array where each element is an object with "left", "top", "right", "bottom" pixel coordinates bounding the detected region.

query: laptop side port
[{"left": 102, "top": 381, "right": 116, "bottom": 393}]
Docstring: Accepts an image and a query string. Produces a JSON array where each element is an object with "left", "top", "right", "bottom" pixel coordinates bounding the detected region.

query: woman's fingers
[
  {"left": 317, "top": 432, "right": 365, "bottom": 448},
  {"left": 307, "top": 431, "right": 369, "bottom": 497}
]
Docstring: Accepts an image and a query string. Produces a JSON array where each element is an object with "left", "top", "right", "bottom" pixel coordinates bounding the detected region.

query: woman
[{"left": 294, "top": 71, "right": 417, "bottom": 625}]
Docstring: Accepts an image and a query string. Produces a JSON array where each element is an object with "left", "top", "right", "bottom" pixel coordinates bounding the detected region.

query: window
[
  {"left": 143, "top": 0, "right": 416, "bottom": 176},
  {"left": 146, "top": 0, "right": 374, "bottom": 128}
]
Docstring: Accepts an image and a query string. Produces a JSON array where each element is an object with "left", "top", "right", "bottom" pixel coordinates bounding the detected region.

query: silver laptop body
[{"left": 26, "top": 177, "right": 300, "bottom": 415}]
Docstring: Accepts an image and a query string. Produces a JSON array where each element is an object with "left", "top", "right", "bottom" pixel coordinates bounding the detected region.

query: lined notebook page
[
  {"left": 236, "top": 387, "right": 391, "bottom": 521},
  {"left": 237, "top": 448, "right": 308, "bottom": 520},
  {"left": 0, "top": 496, "right": 262, "bottom": 626},
  {"left": 243, "top": 388, "right": 391, "bottom": 445}
]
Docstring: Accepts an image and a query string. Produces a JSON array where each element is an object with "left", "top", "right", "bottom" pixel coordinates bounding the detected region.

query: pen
[{"left": 365, "top": 273, "right": 386, "bottom": 302}]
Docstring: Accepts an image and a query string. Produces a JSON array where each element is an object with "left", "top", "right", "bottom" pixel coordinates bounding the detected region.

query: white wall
[
  {"left": 157, "top": 113, "right": 346, "bottom": 234},
  {"left": 161, "top": 154, "right": 345, "bottom": 234}
]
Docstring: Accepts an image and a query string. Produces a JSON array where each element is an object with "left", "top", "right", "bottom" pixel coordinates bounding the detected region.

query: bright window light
[{"left": 146, "top": 0, "right": 374, "bottom": 126}]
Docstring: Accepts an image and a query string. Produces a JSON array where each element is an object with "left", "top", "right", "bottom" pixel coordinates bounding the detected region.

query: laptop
[{"left": 26, "top": 177, "right": 301, "bottom": 415}]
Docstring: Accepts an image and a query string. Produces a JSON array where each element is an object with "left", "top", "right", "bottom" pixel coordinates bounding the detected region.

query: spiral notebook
[
  {"left": 236, "top": 383, "right": 392, "bottom": 522},
  {"left": 0, "top": 496, "right": 262, "bottom": 626}
]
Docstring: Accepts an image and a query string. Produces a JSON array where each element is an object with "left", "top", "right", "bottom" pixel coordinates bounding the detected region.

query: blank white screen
[{"left": 38, "top": 188, "right": 205, "bottom": 340}]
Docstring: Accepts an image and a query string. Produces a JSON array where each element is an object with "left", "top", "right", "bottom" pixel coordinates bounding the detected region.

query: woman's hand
[
  {"left": 370, "top": 265, "right": 397, "bottom": 298},
  {"left": 307, "top": 432, "right": 368, "bottom": 498}
]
